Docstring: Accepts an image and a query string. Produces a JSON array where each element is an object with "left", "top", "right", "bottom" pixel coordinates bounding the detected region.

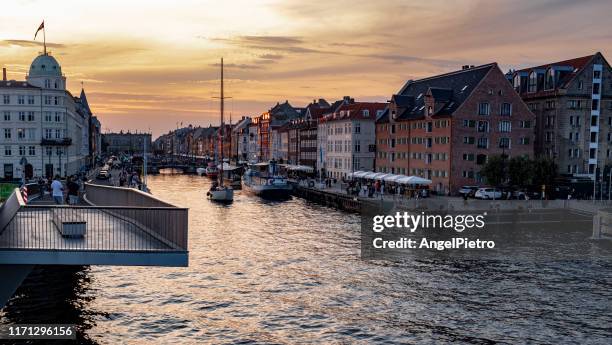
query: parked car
[
  {"left": 474, "top": 187, "right": 502, "bottom": 199},
  {"left": 96, "top": 170, "right": 111, "bottom": 180},
  {"left": 458, "top": 185, "right": 479, "bottom": 198}
]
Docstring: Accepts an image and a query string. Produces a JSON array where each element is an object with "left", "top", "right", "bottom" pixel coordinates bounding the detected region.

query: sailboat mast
[{"left": 220, "top": 58, "right": 224, "bottom": 187}]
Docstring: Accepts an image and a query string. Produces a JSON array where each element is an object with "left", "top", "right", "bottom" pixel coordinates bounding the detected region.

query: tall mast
[{"left": 220, "top": 58, "right": 224, "bottom": 187}]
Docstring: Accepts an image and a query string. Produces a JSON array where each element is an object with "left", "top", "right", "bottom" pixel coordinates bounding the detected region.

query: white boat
[
  {"left": 207, "top": 186, "right": 234, "bottom": 201},
  {"left": 196, "top": 167, "right": 207, "bottom": 176},
  {"left": 207, "top": 57, "right": 233, "bottom": 203},
  {"left": 243, "top": 161, "right": 292, "bottom": 199}
]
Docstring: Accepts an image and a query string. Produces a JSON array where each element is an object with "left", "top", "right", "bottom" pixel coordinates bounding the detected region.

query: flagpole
[{"left": 43, "top": 23, "right": 46, "bottom": 55}]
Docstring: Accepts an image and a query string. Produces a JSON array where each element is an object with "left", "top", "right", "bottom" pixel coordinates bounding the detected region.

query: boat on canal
[
  {"left": 207, "top": 57, "right": 233, "bottom": 203},
  {"left": 243, "top": 160, "right": 292, "bottom": 199}
]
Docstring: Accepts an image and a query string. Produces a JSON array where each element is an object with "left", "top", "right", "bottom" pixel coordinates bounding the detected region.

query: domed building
[{"left": 0, "top": 52, "right": 100, "bottom": 180}]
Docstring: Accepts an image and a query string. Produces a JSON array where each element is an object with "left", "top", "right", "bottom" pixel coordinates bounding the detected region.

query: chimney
[
  {"left": 2, "top": 68, "right": 6, "bottom": 81},
  {"left": 461, "top": 65, "right": 470, "bottom": 70}
]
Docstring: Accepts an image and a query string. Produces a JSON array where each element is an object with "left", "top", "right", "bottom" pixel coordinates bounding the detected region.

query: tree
[
  {"left": 480, "top": 155, "right": 506, "bottom": 186},
  {"left": 508, "top": 155, "right": 532, "bottom": 186},
  {"left": 531, "top": 157, "right": 557, "bottom": 187}
]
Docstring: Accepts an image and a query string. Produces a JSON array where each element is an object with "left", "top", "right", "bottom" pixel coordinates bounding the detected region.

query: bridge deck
[{"left": 0, "top": 208, "right": 171, "bottom": 252}]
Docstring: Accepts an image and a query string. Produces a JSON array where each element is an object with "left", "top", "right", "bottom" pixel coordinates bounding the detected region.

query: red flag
[{"left": 34, "top": 21, "right": 44, "bottom": 40}]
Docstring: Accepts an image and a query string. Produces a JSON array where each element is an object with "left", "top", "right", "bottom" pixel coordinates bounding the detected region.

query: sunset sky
[{"left": 1, "top": 0, "right": 611, "bottom": 137}]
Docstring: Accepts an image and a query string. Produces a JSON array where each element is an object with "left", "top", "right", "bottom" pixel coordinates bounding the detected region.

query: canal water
[{"left": 2, "top": 171, "right": 612, "bottom": 344}]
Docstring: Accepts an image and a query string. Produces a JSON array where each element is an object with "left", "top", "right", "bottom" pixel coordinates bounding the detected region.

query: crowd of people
[{"left": 36, "top": 174, "right": 84, "bottom": 205}]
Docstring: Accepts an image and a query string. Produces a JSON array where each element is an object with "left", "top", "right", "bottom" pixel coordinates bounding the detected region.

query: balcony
[{"left": 41, "top": 137, "right": 72, "bottom": 146}]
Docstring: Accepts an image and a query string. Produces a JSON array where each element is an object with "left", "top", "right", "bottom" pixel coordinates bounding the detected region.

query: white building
[
  {"left": 0, "top": 52, "right": 93, "bottom": 180},
  {"left": 318, "top": 102, "right": 386, "bottom": 179}
]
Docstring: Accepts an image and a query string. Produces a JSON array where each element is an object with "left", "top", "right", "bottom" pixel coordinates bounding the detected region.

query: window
[
  {"left": 4, "top": 146, "right": 12, "bottom": 156},
  {"left": 545, "top": 68, "right": 554, "bottom": 90},
  {"left": 2, "top": 95, "right": 9, "bottom": 104},
  {"left": 463, "top": 136, "right": 475, "bottom": 144},
  {"left": 462, "top": 153, "right": 475, "bottom": 161},
  {"left": 477, "top": 120, "right": 489, "bottom": 132},
  {"left": 499, "top": 121, "right": 512, "bottom": 132},
  {"left": 54, "top": 96, "right": 59, "bottom": 105},
  {"left": 17, "top": 95, "right": 25, "bottom": 105},
  {"left": 355, "top": 140, "right": 361, "bottom": 152},
  {"left": 499, "top": 137, "right": 511, "bottom": 149},
  {"left": 528, "top": 71, "right": 537, "bottom": 92},
  {"left": 44, "top": 79, "right": 51, "bottom": 88},
  {"left": 463, "top": 120, "right": 476, "bottom": 128},
  {"left": 477, "top": 137, "right": 488, "bottom": 149},
  {"left": 3, "top": 111, "right": 10, "bottom": 121},
  {"left": 27, "top": 128, "right": 36, "bottom": 139},
  {"left": 426, "top": 122, "right": 433, "bottom": 132},
  {"left": 354, "top": 122, "right": 361, "bottom": 133},
  {"left": 28, "top": 146, "right": 35, "bottom": 156},
  {"left": 4, "top": 128, "right": 11, "bottom": 139},
  {"left": 476, "top": 154, "right": 487, "bottom": 165},
  {"left": 545, "top": 101, "right": 556, "bottom": 109},
  {"left": 578, "top": 81, "right": 584, "bottom": 89},
  {"left": 528, "top": 103, "right": 538, "bottom": 111},
  {"left": 594, "top": 70, "right": 601, "bottom": 79},
  {"left": 478, "top": 102, "right": 490, "bottom": 115},
  {"left": 592, "top": 99, "right": 599, "bottom": 111},
  {"left": 17, "top": 128, "right": 25, "bottom": 140},
  {"left": 45, "top": 147, "right": 52, "bottom": 156},
  {"left": 54, "top": 80, "right": 59, "bottom": 89},
  {"left": 27, "top": 95, "right": 35, "bottom": 105},
  {"left": 56, "top": 147, "right": 63, "bottom": 156},
  {"left": 428, "top": 106, "right": 433, "bottom": 115},
  {"left": 44, "top": 96, "right": 52, "bottom": 105},
  {"left": 593, "top": 83, "right": 600, "bottom": 95},
  {"left": 362, "top": 109, "right": 369, "bottom": 117},
  {"left": 18, "top": 146, "right": 25, "bottom": 156},
  {"left": 55, "top": 112, "right": 62, "bottom": 122},
  {"left": 520, "top": 120, "right": 531, "bottom": 128},
  {"left": 44, "top": 129, "right": 52, "bottom": 139},
  {"left": 27, "top": 111, "right": 34, "bottom": 121},
  {"left": 18, "top": 112, "right": 25, "bottom": 121},
  {"left": 520, "top": 137, "right": 530, "bottom": 145},
  {"left": 44, "top": 112, "right": 52, "bottom": 122},
  {"left": 500, "top": 103, "right": 512, "bottom": 116}
]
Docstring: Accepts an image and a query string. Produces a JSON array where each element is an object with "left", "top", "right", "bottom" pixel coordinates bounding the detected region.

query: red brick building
[{"left": 376, "top": 63, "right": 535, "bottom": 195}]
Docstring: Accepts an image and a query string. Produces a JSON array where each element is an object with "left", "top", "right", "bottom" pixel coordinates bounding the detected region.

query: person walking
[
  {"left": 51, "top": 175, "right": 64, "bottom": 205},
  {"left": 67, "top": 175, "right": 80, "bottom": 205}
]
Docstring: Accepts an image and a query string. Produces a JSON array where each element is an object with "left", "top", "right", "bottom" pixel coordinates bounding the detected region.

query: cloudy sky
[{"left": 1, "top": 0, "right": 611, "bottom": 137}]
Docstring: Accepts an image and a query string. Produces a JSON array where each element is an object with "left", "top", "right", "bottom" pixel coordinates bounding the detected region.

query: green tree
[
  {"left": 480, "top": 155, "right": 506, "bottom": 186},
  {"left": 530, "top": 156, "right": 557, "bottom": 187},
  {"left": 508, "top": 155, "right": 532, "bottom": 186}
]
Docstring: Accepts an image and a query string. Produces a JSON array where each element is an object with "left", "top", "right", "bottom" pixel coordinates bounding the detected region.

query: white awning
[
  {"left": 397, "top": 176, "right": 432, "bottom": 185},
  {"left": 372, "top": 173, "right": 391, "bottom": 180},
  {"left": 352, "top": 171, "right": 370, "bottom": 178},
  {"left": 361, "top": 172, "right": 378, "bottom": 179},
  {"left": 383, "top": 174, "right": 406, "bottom": 182}
]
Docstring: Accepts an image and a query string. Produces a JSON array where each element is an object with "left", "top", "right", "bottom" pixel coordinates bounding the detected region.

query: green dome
[{"left": 28, "top": 54, "right": 62, "bottom": 77}]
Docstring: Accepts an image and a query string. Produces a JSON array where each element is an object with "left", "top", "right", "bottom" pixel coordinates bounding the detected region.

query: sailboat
[{"left": 207, "top": 58, "right": 234, "bottom": 202}]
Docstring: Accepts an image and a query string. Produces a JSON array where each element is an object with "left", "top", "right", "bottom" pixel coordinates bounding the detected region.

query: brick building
[
  {"left": 511, "top": 52, "right": 612, "bottom": 177},
  {"left": 376, "top": 63, "right": 535, "bottom": 195}
]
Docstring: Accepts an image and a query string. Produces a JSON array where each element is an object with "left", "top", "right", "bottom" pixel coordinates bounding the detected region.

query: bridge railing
[{"left": 0, "top": 187, "right": 188, "bottom": 252}]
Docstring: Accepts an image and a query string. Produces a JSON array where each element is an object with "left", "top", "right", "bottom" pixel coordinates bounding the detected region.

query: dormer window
[
  {"left": 513, "top": 75, "right": 521, "bottom": 90},
  {"left": 362, "top": 109, "right": 369, "bottom": 117},
  {"left": 427, "top": 106, "right": 433, "bottom": 115},
  {"left": 41, "top": 64, "right": 46, "bottom": 69},
  {"left": 528, "top": 71, "right": 537, "bottom": 93},
  {"left": 544, "top": 68, "right": 555, "bottom": 90}
]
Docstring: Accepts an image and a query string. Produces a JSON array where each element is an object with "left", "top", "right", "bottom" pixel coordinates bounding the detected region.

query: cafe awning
[{"left": 397, "top": 176, "right": 432, "bottom": 185}]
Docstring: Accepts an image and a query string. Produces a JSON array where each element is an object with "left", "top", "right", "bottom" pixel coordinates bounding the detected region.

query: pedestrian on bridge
[{"left": 51, "top": 175, "right": 64, "bottom": 205}]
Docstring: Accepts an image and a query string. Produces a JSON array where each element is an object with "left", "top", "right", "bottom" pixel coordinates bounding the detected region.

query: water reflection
[{"left": 0, "top": 266, "right": 101, "bottom": 345}]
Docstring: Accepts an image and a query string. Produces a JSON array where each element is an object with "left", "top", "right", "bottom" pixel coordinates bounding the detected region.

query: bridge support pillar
[{"left": 0, "top": 264, "right": 34, "bottom": 308}]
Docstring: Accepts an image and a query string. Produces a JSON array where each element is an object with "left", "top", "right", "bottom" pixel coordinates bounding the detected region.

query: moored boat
[{"left": 243, "top": 160, "right": 292, "bottom": 199}]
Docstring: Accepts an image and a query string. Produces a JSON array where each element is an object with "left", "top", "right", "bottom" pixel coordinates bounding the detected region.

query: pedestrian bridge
[{"left": 0, "top": 183, "right": 188, "bottom": 267}]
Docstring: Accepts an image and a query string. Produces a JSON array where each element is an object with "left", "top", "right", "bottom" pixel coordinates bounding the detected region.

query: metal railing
[{"left": 0, "top": 187, "right": 188, "bottom": 253}]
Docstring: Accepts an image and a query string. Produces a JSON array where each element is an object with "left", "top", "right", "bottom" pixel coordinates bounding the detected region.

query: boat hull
[
  {"left": 207, "top": 188, "right": 234, "bottom": 202},
  {"left": 243, "top": 182, "right": 292, "bottom": 200}
]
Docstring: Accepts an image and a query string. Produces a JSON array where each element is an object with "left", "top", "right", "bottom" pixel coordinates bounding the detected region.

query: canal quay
[{"left": 0, "top": 170, "right": 610, "bottom": 344}]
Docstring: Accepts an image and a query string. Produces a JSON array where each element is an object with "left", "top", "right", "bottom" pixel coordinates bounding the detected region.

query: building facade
[
  {"left": 512, "top": 52, "right": 612, "bottom": 178},
  {"left": 376, "top": 63, "right": 535, "bottom": 194},
  {"left": 102, "top": 132, "right": 152, "bottom": 155},
  {"left": 319, "top": 101, "right": 386, "bottom": 179},
  {"left": 0, "top": 53, "right": 93, "bottom": 180}
]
